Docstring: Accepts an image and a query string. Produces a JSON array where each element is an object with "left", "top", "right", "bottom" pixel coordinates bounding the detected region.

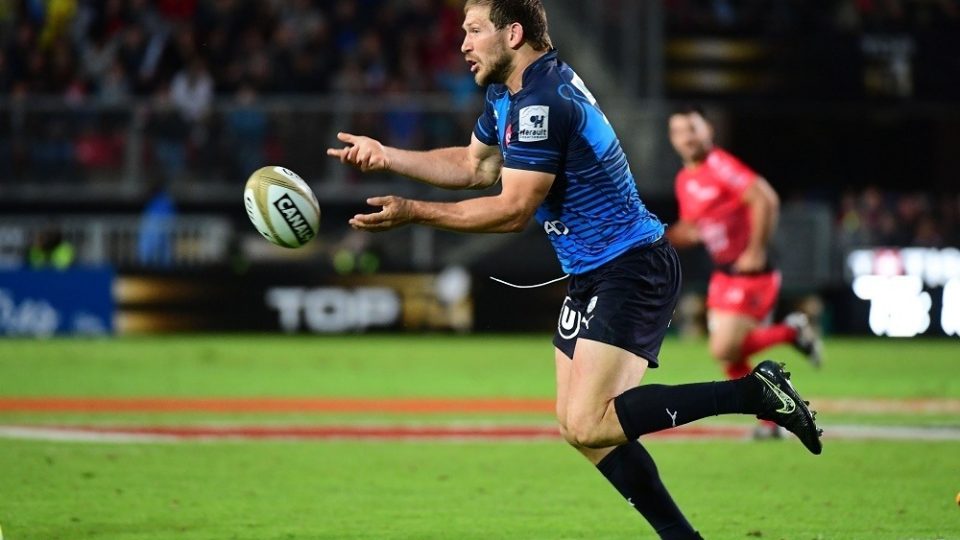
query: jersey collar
[{"left": 512, "top": 49, "right": 558, "bottom": 99}]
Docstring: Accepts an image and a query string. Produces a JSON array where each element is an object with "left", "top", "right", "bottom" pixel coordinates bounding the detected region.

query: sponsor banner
[
  {"left": 844, "top": 247, "right": 960, "bottom": 337},
  {"left": 114, "top": 268, "right": 473, "bottom": 334},
  {"left": 0, "top": 268, "right": 114, "bottom": 336}
]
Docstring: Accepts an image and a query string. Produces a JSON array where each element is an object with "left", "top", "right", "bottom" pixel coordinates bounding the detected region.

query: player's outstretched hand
[
  {"left": 349, "top": 196, "right": 413, "bottom": 232},
  {"left": 326, "top": 132, "right": 390, "bottom": 172},
  {"left": 733, "top": 248, "right": 767, "bottom": 273},
  {"left": 665, "top": 220, "right": 700, "bottom": 249}
]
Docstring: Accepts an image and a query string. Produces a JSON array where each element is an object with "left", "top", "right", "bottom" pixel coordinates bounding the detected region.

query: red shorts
[{"left": 706, "top": 270, "right": 781, "bottom": 321}]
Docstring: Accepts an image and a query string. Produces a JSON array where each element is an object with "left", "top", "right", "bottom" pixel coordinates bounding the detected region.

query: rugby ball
[{"left": 243, "top": 166, "right": 320, "bottom": 248}]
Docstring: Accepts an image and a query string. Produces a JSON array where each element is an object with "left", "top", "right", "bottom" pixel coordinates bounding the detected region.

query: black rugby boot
[{"left": 750, "top": 360, "right": 823, "bottom": 455}]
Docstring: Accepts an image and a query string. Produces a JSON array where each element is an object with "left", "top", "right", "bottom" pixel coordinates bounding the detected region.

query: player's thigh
[
  {"left": 557, "top": 343, "right": 625, "bottom": 462},
  {"left": 565, "top": 338, "right": 648, "bottom": 428},
  {"left": 707, "top": 309, "right": 758, "bottom": 359}
]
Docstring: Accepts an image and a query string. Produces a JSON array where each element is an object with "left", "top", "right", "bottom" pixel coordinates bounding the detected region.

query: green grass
[
  {"left": 0, "top": 335, "right": 957, "bottom": 398},
  {"left": 0, "top": 439, "right": 956, "bottom": 540},
  {"left": 0, "top": 335, "right": 959, "bottom": 539}
]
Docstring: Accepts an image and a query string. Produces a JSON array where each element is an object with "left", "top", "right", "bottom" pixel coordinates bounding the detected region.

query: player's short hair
[
  {"left": 672, "top": 104, "right": 708, "bottom": 121},
  {"left": 465, "top": 0, "right": 553, "bottom": 51}
]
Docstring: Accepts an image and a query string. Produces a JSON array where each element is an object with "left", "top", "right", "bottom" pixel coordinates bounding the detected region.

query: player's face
[
  {"left": 669, "top": 113, "right": 712, "bottom": 163},
  {"left": 461, "top": 6, "right": 513, "bottom": 86}
]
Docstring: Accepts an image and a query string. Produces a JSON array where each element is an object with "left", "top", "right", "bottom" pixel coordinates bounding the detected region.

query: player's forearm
[
  {"left": 747, "top": 193, "right": 778, "bottom": 251},
  {"left": 408, "top": 197, "right": 530, "bottom": 233},
  {"left": 666, "top": 220, "right": 700, "bottom": 248},
  {"left": 385, "top": 146, "right": 488, "bottom": 190}
]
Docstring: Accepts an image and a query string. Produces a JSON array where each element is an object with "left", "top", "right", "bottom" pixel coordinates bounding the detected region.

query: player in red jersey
[{"left": 666, "top": 106, "right": 823, "bottom": 438}]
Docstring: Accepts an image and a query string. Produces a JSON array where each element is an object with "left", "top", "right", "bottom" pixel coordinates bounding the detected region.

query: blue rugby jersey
[{"left": 473, "top": 50, "right": 664, "bottom": 275}]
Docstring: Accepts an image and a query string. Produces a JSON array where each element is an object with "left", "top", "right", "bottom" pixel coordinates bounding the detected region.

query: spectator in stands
[
  {"left": 170, "top": 55, "right": 215, "bottom": 173},
  {"left": 80, "top": 25, "right": 116, "bottom": 88},
  {"left": 170, "top": 56, "right": 213, "bottom": 122},
  {"left": 26, "top": 227, "right": 75, "bottom": 270},
  {"left": 137, "top": 177, "right": 177, "bottom": 267},
  {"left": 837, "top": 186, "right": 959, "bottom": 248},
  {"left": 222, "top": 82, "right": 267, "bottom": 179},
  {"left": 97, "top": 59, "right": 130, "bottom": 102},
  {"left": 144, "top": 84, "right": 189, "bottom": 183}
]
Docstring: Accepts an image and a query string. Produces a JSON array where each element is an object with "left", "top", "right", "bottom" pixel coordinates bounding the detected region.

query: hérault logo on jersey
[{"left": 518, "top": 105, "right": 549, "bottom": 142}]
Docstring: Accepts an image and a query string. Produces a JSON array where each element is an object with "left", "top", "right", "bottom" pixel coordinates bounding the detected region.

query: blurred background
[{"left": 1, "top": 0, "right": 958, "bottom": 339}]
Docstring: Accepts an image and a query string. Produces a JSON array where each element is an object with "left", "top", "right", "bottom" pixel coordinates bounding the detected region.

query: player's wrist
[
  {"left": 379, "top": 145, "right": 397, "bottom": 172},
  {"left": 405, "top": 198, "right": 427, "bottom": 225}
]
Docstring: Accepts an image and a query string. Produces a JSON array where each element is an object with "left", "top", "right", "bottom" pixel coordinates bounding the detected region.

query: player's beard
[
  {"left": 476, "top": 40, "right": 513, "bottom": 86},
  {"left": 684, "top": 142, "right": 709, "bottom": 164}
]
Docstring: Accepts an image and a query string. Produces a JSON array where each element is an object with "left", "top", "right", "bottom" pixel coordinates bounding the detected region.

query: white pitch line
[
  {"left": 0, "top": 426, "right": 178, "bottom": 443},
  {"left": 822, "top": 424, "right": 960, "bottom": 441},
  {"left": 0, "top": 424, "right": 959, "bottom": 444}
]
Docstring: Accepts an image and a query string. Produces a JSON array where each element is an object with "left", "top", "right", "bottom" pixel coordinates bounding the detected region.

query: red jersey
[{"left": 675, "top": 148, "right": 758, "bottom": 266}]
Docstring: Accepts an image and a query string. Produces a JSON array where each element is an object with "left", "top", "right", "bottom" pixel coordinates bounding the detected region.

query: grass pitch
[{"left": 0, "top": 335, "right": 958, "bottom": 539}]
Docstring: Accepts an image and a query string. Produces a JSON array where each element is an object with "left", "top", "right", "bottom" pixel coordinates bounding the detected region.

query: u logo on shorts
[{"left": 558, "top": 296, "right": 581, "bottom": 339}]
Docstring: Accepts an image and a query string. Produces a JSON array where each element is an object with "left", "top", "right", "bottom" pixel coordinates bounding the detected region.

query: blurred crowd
[
  {"left": 0, "top": 0, "right": 475, "bottom": 100},
  {"left": 838, "top": 187, "right": 960, "bottom": 248},
  {"left": 0, "top": 0, "right": 481, "bottom": 186}
]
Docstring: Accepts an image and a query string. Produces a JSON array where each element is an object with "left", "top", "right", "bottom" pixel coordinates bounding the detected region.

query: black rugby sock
[
  {"left": 596, "top": 441, "right": 701, "bottom": 540},
  {"left": 614, "top": 379, "right": 759, "bottom": 441}
]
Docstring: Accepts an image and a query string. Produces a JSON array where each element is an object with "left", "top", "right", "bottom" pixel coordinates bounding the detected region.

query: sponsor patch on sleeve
[{"left": 518, "top": 105, "right": 549, "bottom": 142}]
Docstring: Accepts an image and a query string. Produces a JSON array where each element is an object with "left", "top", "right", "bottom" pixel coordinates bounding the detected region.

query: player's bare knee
[
  {"left": 555, "top": 409, "right": 569, "bottom": 436},
  {"left": 709, "top": 339, "right": 739, "bottom": 363},
  {"left": 557, "top": 422, "right": 580, "bottom": 447},
  {"left": 564, "top": 417, "right": 607, "bottom": 448}
]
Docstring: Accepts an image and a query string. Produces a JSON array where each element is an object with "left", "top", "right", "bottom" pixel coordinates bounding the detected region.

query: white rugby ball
[{"left": 243, "top": 166, "right": 321, "bottom": 248}]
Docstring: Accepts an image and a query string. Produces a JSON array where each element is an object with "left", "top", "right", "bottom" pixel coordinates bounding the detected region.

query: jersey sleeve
[
  {"left": 473, "top": 87, "right": 499, "bottom": 147},
  {"left": 708, "top": 149, "right": 758, "bottom": 198},
  {"left": 501, "top": 92, "right": 572, "bottom": 175}
]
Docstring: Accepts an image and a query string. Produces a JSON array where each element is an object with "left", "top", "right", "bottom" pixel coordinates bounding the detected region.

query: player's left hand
[
  {"left": 349, "top": 196, "right": 413, "bottom": 232},
  {"left": 733, "top": 248, "right": 767, "bottom": 273},
  {"left": 327, "top": 132, "right": 390, "bottom": 172}
]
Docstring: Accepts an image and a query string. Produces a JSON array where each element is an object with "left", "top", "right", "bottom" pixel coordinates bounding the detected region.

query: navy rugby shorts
[{"left": 552, "top": 237, "right": 681, "bottom": 367}]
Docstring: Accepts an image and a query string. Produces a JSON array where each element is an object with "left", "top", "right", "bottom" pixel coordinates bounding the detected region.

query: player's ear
[{"left": 507, "top": 22, "right": 524, "bottom": 49}]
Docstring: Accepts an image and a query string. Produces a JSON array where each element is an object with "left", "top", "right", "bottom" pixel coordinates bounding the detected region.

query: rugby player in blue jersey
[{"left": 328, "top": 1, "right": 822, "bottom": 538}]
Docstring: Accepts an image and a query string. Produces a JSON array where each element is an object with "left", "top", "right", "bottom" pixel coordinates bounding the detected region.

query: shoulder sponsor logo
[{"left": 518, "top": 105, "right": 549, "bottom": 142}]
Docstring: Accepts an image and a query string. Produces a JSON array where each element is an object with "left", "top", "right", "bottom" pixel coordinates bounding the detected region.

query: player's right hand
[
  {"left": 665, "top": 220, "right": 700, "bottom": 249},
  {"left": 349, "top": 195, "right": 413, "bottom": 232},
  {"left": 326, "top": 132, "right": 390, "bottom": 172}
]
